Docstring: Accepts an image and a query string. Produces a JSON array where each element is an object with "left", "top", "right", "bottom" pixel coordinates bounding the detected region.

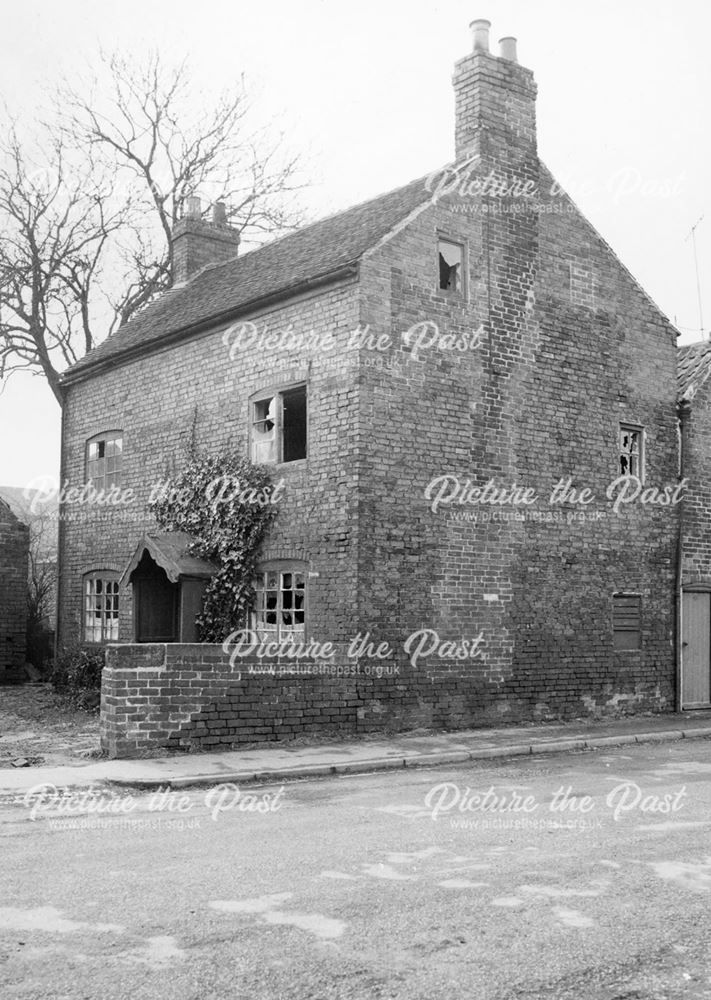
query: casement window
[
  {"left": 438, "top": 238, "right": 465, "bottom": 294},
  {"left": 251, "top": 386, "right": 307, "bottom": 464},
  {"left": 612, "top": 593, "right": 642, "bottom": 650},
  {"left": 619, "top": 424, "right": 644, "bottom": 479},
  {"left": 83, "top": 572, "right": 120, "bottom": 643},
  {"left": 253, "top": 564, "right": 306, "bottom": 639},
  {"left": 86, "top": 431, "right": 123, "bottom": 490}
]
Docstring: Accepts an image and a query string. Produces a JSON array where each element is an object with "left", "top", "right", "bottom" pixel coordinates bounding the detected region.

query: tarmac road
[{"left": 1, "top": 739, "right": 711, "bottom": 999}]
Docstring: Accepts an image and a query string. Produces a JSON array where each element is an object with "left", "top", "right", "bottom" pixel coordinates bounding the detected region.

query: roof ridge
[{"left": 186, "top": 169, "right": 440, "bottom": 281}]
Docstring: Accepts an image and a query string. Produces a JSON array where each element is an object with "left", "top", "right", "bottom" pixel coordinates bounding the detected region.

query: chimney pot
[
  {"left": 185, "top": 195, "right": 201, "bottom": 219},
  {"left": 212, "top": 201, "right": 228, "bottom": 225},
  {"left": 499, "top": 36, "right": 518, "bottom": 62},
  {"left": 470, "top": 18, "right": 491, "bottom": 53}
]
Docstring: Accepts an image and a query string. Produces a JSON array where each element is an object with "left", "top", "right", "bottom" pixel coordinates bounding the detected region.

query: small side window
[
  {"left": 613, "top": 593, "right": 641, "bottom": 650},
  {"left": 438, "top": 238, "right": 464, "bottom": 293},
  {"left": 619, "top": 424, "right": 643, "bottom": 480}
]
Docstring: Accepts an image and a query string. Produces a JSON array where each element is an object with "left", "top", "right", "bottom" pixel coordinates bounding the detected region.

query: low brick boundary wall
[
  {"left": 100, "top": 643, "right": 419, "bottom": 758},
  {"left": 100, "top": 643, "right": 673, "bottom": 759}
]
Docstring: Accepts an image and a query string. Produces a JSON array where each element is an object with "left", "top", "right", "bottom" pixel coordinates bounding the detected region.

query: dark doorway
[{"left": 133, "top": 552, "right": 179, "bottom": 642}]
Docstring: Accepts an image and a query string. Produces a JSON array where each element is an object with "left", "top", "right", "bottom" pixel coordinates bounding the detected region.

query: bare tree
[
  {"left": 27, "top": 509, "right": 57, "bottom": 627},
  {"left": 0, "top": 52, "right": 306, "bottom": 403},
  {"left": 0, "top": 129, "right": 126, "bottom": 403}
]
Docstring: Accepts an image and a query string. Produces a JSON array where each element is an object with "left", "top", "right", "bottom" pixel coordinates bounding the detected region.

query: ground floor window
[
  {"left": 253, "top": 564, "right": 306, "bottom": 639},
  {"left": 83, "top": 573, "right": 120, "bottom": 642}
]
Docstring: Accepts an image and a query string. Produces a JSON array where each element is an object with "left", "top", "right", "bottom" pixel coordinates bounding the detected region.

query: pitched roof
[
  {"left": 63, "top": 173, "right": 435, "bottom": 382},
  {"left": 678, "top": 340, "right": 711, "bottom": 402},
  {"left": 120, "top": 531, "right": 218, "bottom": 588}
]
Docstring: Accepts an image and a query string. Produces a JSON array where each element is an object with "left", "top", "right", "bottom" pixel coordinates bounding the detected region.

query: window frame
[
  {"left": 436, "top": 235, "right": 467, "bottom": 298},
  {"left": 249, "top": 383, "right": 308, "bottom": 465},
  {"left": 82, "top": 570, "right": 120, "bottom": 644},
  {"left": 85, "top": 430, "right": 124, "bottom": 491},
  {"left": 618, "top": 423, "right": 645, "bottom": 482},
  {"left": 251, "top": 560, "right": 308, "bottom": 640},
  {"left": 612, "top": 592, "right": 642, "bottom": 651}
]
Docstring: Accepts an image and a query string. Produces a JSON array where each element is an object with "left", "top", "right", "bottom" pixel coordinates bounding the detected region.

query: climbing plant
[{"left": 149, "top": 453, "right": 279, "bottom": 641}]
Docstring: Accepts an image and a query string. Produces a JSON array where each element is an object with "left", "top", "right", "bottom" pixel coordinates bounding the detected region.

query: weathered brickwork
[
  {"left": 60, "top": 31, "right": 682, "bottom": 755},
  {"left": 354, "top": 52, "right": 679, "bottom": 722},
  {"left": 0, "top": 500, "right": 29, "bottom": 681},
  {"left": 101, "top": 643, "right": 510, "bottom": 758},
  {"left": 58, "top": 282, "right": 362, "bottom": 647}
]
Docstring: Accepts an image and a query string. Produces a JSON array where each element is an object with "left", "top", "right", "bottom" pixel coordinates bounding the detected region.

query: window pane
[
  {"left": 86, "top": 433, "right": 123, "bottom": 489},
  {"left": 253, "top": 564, "right": 308, "bottom": 639},
  {"left": 252, "top": 398, "right": 276, "bottom": 463},
  {"left": 282, "top": 387, "right": 307, "bottom": 462},
  {"left": 620, "top": 426, "right": 642, "bottom": 478},
  {"left": 83, "top": 574, "right": 119, "bottom": 643}
]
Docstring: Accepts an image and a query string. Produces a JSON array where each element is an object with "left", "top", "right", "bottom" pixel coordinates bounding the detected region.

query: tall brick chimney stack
[
  {"left": 452, "top": 19, "right": 537, "bottom": 166},
  {"left": 171, "top": 196, "right": 241, "bottom": 285}
]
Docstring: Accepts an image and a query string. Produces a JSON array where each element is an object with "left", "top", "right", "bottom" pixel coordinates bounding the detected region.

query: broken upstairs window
[{"left": 251, "top": 385, "right": 307, "bottom": 464}]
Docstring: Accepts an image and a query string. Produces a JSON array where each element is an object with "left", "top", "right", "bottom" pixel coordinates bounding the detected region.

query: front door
[
  {"left": 133, "top": 552, "right": 179, "bottom": 642},
  {"left": 682, "top": 591, "right": 711, "bottom": 708}
]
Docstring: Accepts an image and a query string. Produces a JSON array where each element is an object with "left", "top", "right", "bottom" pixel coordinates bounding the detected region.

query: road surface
[{"left": 1, "top": 739, "right": 711, "bottom": 999}]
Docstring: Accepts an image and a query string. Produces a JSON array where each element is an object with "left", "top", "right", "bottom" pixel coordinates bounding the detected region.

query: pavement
[{"left": 1, "top": 710, "right": 711, "bottom": 794}]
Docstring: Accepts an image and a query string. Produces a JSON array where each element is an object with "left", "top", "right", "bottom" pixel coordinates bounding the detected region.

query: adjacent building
[{"left": 0, "top": 497, "right": 29, "bottom": 682}]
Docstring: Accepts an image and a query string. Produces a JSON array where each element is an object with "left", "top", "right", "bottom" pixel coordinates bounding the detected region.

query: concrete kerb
[{"left": 97, "top": 726, "right": 711, "bottom": 791}]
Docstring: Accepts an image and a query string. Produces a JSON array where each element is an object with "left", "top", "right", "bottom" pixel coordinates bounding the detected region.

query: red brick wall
[
  {"left": 58, "top": 281, "right": 361, "bottom": 647},
  {"left": 0, "top": 502, "right": 29, "bottom": 680},
  {"left": 101, "top": 643, "right": 416, "bottom": 758},
  {"left": 353, "top": 76, "right": 679, "bottom": 722}
]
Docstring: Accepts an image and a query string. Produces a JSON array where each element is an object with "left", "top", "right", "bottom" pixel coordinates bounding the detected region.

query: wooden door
[{"left": 682, "top": 591, "right": 711, "bottom": 708}]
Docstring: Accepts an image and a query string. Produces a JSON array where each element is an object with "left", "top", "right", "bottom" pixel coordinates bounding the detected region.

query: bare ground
[{"left": 0, "top": 684, "right": 100, "bottom": 768}]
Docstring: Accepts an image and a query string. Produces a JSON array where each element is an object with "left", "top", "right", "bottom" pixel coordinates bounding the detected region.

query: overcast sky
[{"left": 1, "top": 0, "right": 709, "bottom": 487}]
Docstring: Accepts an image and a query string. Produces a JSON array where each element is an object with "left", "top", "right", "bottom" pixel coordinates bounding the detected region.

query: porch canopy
[{"left": 121, "top": 532, "right": 217, "bottom": 643}]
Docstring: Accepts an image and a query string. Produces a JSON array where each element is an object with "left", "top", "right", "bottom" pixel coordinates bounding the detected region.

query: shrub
[{"left": 50, "top": 645, "right": 105, "bottom": 711}]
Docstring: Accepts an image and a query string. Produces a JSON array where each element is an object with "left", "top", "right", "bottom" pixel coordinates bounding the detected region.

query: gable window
[
  {"left": 86, "top": 432, "right": 123, "bottom": 490},
  {"left": 438, "top": 238, "right": 464, "bottom": 293},
  {"left": 253, "top": 565, "right": 306, "bottom": 640},
  {"left": 84, "top": 572, "right": 120, "bottom": 643},
  {"left": 612, "top": 593, "right": 642, "bottom": 650},
  {"left": 251, "top": 386, "right": 307, "bottom": 464}
]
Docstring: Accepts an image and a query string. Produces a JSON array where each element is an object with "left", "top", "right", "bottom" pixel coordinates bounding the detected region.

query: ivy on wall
[{"left": 149, "top": 454, "right": 278, "bottom": 641}]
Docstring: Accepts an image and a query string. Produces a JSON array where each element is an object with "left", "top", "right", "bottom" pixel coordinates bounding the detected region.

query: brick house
[
  {"left": 0, "top": 497, "right": 29, "bottom": 682},
  {"left": 57, "top": 21, "right": 685, "bottom": 753}
]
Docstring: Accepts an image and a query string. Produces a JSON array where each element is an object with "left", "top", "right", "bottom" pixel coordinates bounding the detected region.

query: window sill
[{"left": 273, "top": 459, "right": 308, "bottom": 471}]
